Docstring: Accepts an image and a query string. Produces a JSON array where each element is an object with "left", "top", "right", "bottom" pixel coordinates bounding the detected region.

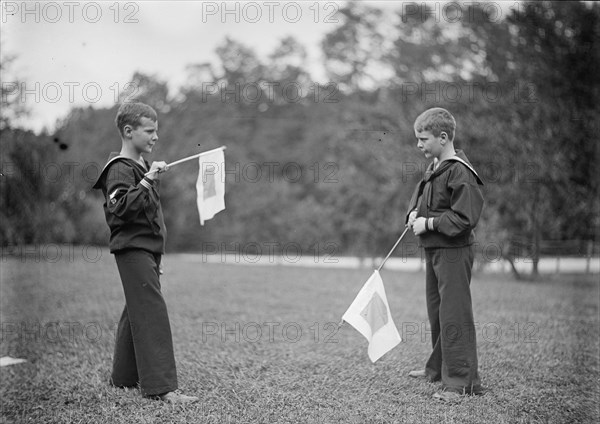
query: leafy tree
[
  {"left": 322, "top": 1, "right": 389, "bottom": 91},
  {"left": 0, "top": 50, "right": 27, "bottom": 130},
  {"left": 462, "top": 1, "right": 600, "bottom": 278},
  {"left": 5, "top": 2, "right": 597, "bottom": 276}
]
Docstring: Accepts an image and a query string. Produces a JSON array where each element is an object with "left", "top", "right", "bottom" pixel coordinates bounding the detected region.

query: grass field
[{"left": 1, "top": 251, "right": 599, "bottom": 423}]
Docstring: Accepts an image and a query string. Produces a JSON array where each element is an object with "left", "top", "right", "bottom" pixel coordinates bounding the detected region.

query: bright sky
[
  {"left": 1, "top": 1, "right": 345, "bottom": 132},
  {"left": 1, "top": 1, "right": 519, "bottom": 132}
]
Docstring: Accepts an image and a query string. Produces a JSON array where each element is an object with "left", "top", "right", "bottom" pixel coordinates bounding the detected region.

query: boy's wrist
[
  {"left": 427, "top": 217, "right": 435, "bottom": 231},
  {"left": 140, "top": 176, "right": 155, "bottom": 190}
]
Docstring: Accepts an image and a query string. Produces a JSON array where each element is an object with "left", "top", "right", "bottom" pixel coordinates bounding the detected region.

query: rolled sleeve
[
  {"left": 106, "top": 164, "right": 159, "bottom": 221},
  {"left": 433, "top": 168, "right": 483, "bottom": 237}
]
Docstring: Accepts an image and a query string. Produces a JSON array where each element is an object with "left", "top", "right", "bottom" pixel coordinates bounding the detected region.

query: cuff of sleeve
[
  {"left": 430, "top": 217, "right": 438, "bottom": 231},
  {"left": 140, "top": 177, "right": 154, "bottom": 190}
]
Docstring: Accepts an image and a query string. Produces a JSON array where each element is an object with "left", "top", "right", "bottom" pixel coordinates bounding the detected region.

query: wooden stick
[
  {"left": 339, "top": 226, "right": 410, "bottom": 328},
  {"left": 377, "top": 226, "right": 410, "bottom": 272},
  {"left": 145, "top": 146, "right": 226, "bottom": 176}
]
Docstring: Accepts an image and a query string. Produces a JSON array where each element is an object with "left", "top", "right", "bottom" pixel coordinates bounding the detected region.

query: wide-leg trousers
[
  {"left": 111, "top": 249, "right": 178, "bottom": 396},
  {"left": 423, "top": 245, "right": 483, "bottom": 394}
]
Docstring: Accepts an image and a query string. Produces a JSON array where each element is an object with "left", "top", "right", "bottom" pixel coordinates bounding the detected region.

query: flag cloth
[
  {"left": 196, "top": 148, "right": 225, "bottom": 225},
  {"left": 342, "top": 270, "right": 401, "bottom": 362}
]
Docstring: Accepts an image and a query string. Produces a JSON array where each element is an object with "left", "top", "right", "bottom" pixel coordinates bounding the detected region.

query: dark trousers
[
  {"left": 112, "top": 249, "right": 178, "bottom": 396},
  {"left": 424, "top": 245, "right": 483, "bottom": 394}
]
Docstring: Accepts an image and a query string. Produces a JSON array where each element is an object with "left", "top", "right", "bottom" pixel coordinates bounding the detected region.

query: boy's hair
[
  {"left": 115, "top": 101, "right": 157, "bottom": 137},
  {"left": 414, "top": 108, "right": 456, "bottom": 141}
]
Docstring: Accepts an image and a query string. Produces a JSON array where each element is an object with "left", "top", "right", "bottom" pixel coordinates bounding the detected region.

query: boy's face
[
  {"left": 414, "top": 129, "right": 443, "bottom": 159},
  {"left": 126, "top": 117, "right": 158, "bottom": 154}
]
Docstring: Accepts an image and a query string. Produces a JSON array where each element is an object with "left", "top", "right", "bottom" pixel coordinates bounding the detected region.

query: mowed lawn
[{"left": 1, "top": 251, "right": 598, "bottom": 424}]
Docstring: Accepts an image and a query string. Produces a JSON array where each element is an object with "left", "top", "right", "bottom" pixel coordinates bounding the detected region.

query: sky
[
  {"left": 1, "top": 1, "right": 519, "bottom": 132},
  {"left": 1, "top": 1, "right": 350, "bottom": 132}
]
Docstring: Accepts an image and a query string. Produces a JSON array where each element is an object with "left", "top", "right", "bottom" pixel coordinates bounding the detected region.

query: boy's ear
[
  {"left": 123, "top": 124, "right": 133, "bottom": 138},
  {"left": 440, "top": 131, "right": 448, "bottom": 144}
]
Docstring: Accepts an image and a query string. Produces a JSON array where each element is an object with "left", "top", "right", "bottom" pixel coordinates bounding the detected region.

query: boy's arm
[
  {"left": 405, "top": 180, "right": 424, "bottom": 226},
  {"left": 105, "top": 163, "right": 160, "bottom": 221},
  {"left": 431, "top": 166, "right": 484, "bottom": 237}
]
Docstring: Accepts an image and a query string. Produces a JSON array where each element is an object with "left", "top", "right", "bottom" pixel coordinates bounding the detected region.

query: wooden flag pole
[
  {"left": 377, "top": 226, "right": 410, "bottom": 272},
  {"left": 338, "top": 226, "right": 410, "bottom": 328},
  {"left": 145, "top": 146, "right": 226, "bottom": 176}
]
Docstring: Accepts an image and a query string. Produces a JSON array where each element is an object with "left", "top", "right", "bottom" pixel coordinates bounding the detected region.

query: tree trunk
[
  {"left": 504, "top": 255, "right": 522, "bottom": 281},
  {"left": 531, "top": 189, "right": 540, "bottom": 278}
]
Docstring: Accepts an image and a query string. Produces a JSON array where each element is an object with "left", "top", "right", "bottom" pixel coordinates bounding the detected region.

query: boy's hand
[
  {"left": 147, "top": 161, "right": 169, "bottom": 180},
  {"left": 408, "top": 210, "right": 418, "bottom": 229},
  {"left": 412, "top": 217, "right": 427, "bottom": 235}
]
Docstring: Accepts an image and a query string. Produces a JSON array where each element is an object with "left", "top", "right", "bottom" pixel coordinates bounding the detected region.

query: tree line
[{"left": 2, "top": 1, "right": 598, "bottom": 278}]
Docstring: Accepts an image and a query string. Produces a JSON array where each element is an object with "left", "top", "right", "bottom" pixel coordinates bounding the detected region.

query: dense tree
[
  {"left": 2, "top": 2, "right": 597, "bottom": 279},
  {"left": 461, "top": 2, "right": 600, "bottom": 277}
]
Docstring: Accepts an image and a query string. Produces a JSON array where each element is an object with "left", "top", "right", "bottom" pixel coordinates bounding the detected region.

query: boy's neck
[
  {"left": 120, "top": 142, "right": 144, "bottom": 163},
  {"left": 434, "top": 145, "right": 457, "bottom": 165}
]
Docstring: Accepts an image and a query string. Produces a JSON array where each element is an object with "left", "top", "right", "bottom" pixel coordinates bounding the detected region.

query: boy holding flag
[
  {"left": 93, "top": 102, "right": 198, "bottom": 404},
  {"left": 405, "top": 108, "right": 485, "bottom": 402}
]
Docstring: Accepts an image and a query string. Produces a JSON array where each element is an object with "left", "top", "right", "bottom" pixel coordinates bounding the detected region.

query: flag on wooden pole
[
  {"left": 342, "top": 270, "right": 401, "bottom": 362},
  {"left": 196, "top": 147, "right": 225, "bottom": 225}
]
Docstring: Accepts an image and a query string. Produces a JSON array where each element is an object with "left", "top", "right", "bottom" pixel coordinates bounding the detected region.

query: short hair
[
  {"left": 414, "top": 108, "right": 456, "bottom": 141},
  {"left": 115, "top": 102, "right": 157, "bottom": 136}
]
